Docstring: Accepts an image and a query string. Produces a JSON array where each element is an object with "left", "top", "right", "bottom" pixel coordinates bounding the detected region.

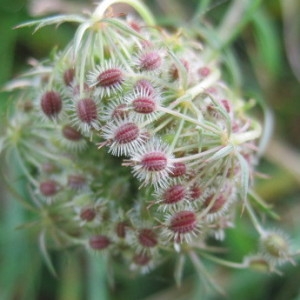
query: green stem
[
  {"left": 188, "top": 251, "right": 225, "bottom": 296},
  {"left": 231, "top": 120, "right": 262, "bottom": 145},
  {"left": 200, "top": 252, "right": 246, "bottom": 269},
  {"left": 169, "top": 106, "right": 187, "bottom": 151},
  {"left": 174, "top": 146, "right": 223, "bottom": 163},
  {"left": 244, "top": 199, "right": 264, "bottom": 235},
  {"left": 184, "top": 68, "right": 221, "bottom": 100},
  {"left": 158, "top": 106, "right": 221, "bottom": 135}
]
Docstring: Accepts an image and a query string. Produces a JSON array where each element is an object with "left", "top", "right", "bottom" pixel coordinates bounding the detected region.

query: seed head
[
  {"left": 169, "top": 59, "right": 189, "bottom": 80},
  {"left": 133, "top": 96, "right": 156, "bottom": 114},
  {"left": 128, "top": 19, "right": 142, "bottom": 32},
  {"left": 138, "top": 229, "right": 158, "bottom": 248},
  {"left": 41, "top": 163, "right": 57, "bottom": 174},
  {"left": 76, "top": 98, "right": 98, "bottom": 124},
  {"left": 125, "top": 89, "right": 159, "bottom": 122},
  {"left": 101, "top": 119, "right": 147, "bottom": 156},
  {"left": 169, "top": 210, "right": 197, "bottom": 237},
  {"left": 114, "top": 122, "right": 140, "bottom": 144},
  {"left": 39, "top": 179, "right": 60, "bottom": 197},
  {"left": 203, "top": 194, "right": 227, "bottom": 213},
  {"left": 189, "top": 185, "right": 202, "bottom": 201},
  {"left": 163, "top": 184, "right": 187, "bottom": 204},
  {"left": 62, "top": 125, "right": 83, "bottom": 141},
  {"left": 134, "top": 79, "right": 156, "bottom": 96},
  {"left": 244, "top": 256, "right": 272, "bottom": 272},
  {"left": 89, "top": 235, "right": 111, "bottom": 250},
  {"left": 115, "top": 221, "right": 128, "bottom": 239},
  {"left": 127, "top": 140, "right": 174, "bottom": 187},
  {"left": 88, "top": 61, "right": 125, "bottom": 97},
  {"left": 133, "top": 253, "right": 151, "bottom": 266},
  {"left": 80, "top": 207, "right": 96, "bottom": 222},
  {"left": 169, "top": 162, "right": 187, "bottom": 178},
  {"left": 220, "top": 99, "right": 231, "bottom": 113},
  {"left": 138, "top": 50, "right": 162, "bottom": 71},
  {"left": 198, "top": 67, "right": 211, "bottom": 77},
  {"left": 260, "top": 231, "right": 290, "bottom": 262},
  {"left": 97, "top": 68, "right": 123, "bottom": 88},
  {"left": 111, "top": 104, "right": 129, "bottom": 119},
  {"left": 63, "top": 68, "right": 75, "bottom": 86},
  {"left": 68, "top": 174, "right": 86, "bottom": 189},
  {"left": 40, "top": 91, "right": 62, "bottom": 119},
  {"left": 141, "top": 151, "right": 167, "bottom": 171}
]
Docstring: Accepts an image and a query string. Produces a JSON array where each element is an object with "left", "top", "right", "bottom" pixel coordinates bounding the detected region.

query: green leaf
[
  {"left": 251, "top": 9, "right": 281, "bottom": 76},
  {"left": 15, "top": 14, "right": 86, "bottom": 33}
]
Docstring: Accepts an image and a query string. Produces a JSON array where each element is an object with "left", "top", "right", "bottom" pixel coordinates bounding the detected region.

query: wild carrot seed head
[
  {"left": 97, "top": 68, "right": 123, "bottom": 88},
  {"left": 163, "top": 184, "right": 187, "bottom": 204},
  {"left": 138, "top": 229, "right": 158, "bottom": 248},
  {"left": 114, "top": 122, "right": 140, "bottom": 144},
  {"left": 169, "top": 210, "right": 197, "bottom": 235},
  {"left": 62, "top": 125, "right": 83, "bottom": 141},
  {"left": 89, "top": 235, "right": 111, "bottom": 250},
  {"left": 39, "top": 179, "right": 60, "bottom": 197},
  {"left": 76, "top": 98, "right": 98, "bottom": 124},
  {"left": 40, "top": 91, "right": 62, "bottom": 119},
  {"left": 138, "top": 50, "right": 162, "bottom": 71}
]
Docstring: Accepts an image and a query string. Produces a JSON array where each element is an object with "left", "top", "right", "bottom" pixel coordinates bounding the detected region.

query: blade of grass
[{"left": 251, "top": 9, "right": 281, "bottom": 77}]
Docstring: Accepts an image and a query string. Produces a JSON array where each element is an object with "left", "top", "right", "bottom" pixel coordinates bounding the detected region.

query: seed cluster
[{"left": 1, "top": 1, "right": 292, "bottom": 282}]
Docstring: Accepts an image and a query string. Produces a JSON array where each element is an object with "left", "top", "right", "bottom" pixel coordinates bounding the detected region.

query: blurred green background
[{"left": 0, "top": 0, "right": 300, "bottom": 299}]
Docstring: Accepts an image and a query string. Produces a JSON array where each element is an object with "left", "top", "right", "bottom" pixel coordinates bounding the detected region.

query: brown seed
[
  {"left": 68, "top": 174, "right": 86, "bottom": 189},
  {"left": 139, "top": 51, "right": 162, "bottom": 71},
  {"left": 62, "top": 125, "right": 82, "bottom": 141},
  {"left": 97, "top": 68, "right": 123, "bottom": 87},
  {"left": 133, "top": 253, "right": 151, "bottom": 266},
  {"left": 169, "top": 210, "right": 197, "bottom": 234},
  {"left": 114, "top": 122, "right": 139, "bottom": 144},
  {"left": 89, "top": 235, "right": 110, "bottom": 250},
  {"left": 169, "top": 162, "right": 186, "bottom": 178},
  {"left": 203, "top": 194, "right": 227, "bottom": 213},
  {"left": 39, "top": 179, "right": 59, "bottom": 197},
  {"left": 138, "top": 229, "right": 157, "bottom": 248},
  {"left": 132, "top": 96, "right": 156, "bottom": 114},
  {"left": 63, "top": 68, "right": 75, "bottom": 86},
  {"left": 141, "top": 151, "right": 167, "bottom": 171},
  {"left": 163, "top": 185, "right": 186, "bottom": 204},
  {"left": 41, "top": 91, "right": 62, "bottom": 118},
  {"left": 115, "top": 221, "right": 128, "bottom": 238},
  {"left": 80, "top": 207, "right": 96, "bottom": 222},
  {"left": 76, "top": 98, "right": 98, "bottom": 124}
]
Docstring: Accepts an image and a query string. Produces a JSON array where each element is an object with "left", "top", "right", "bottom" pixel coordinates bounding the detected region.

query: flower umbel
[{"left": 1, "top": 0, "right": 296, "bottom": 293}]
